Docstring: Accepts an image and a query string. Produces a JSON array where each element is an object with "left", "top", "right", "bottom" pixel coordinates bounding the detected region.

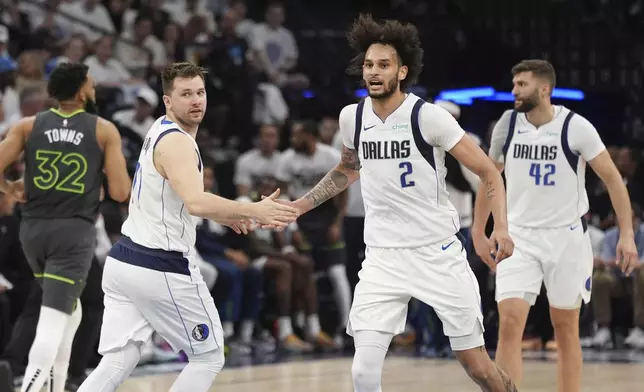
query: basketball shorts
[
  {"left": 299, "top": 226, "right": 347, "bottom": 269},
  {"left": 495, "top": 219, "right": 593, "bottom": 309},
  {"left": 20, "top": 218, "right": 96, "bottom": 314},
  {"left": 98, "top": 237, "right": 224, "bottom": 356},
  {"left": 347, "top": 234, "right": 485, "bottom": 351}
]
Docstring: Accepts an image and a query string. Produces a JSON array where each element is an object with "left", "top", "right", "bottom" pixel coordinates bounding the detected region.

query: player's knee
[{"left": 189, "top": 348, "right": 225, "bottom": 374}]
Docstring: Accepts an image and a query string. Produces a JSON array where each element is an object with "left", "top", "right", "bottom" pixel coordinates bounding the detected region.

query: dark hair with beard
[
  {"left": 346, "top": 14, "right": 423, "bottom": 91},
  {"left": 511, "top": 60, "right": 556, "bottom": 95},
  {"left": 47, "top": 63, "right": 89, "bottom": 102},
  {"left": 162, "top": 62, "right": 206, "bottom": 94}
]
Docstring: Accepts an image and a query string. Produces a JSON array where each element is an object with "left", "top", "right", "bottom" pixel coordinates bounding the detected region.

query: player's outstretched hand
[
  {"left": 472, "top": 232, "right": 497, "bottom": 271},
  {"left": 616, "top": 235, "right": 638, "bottom": 276},
  {"left": 252, "top": 189, "right": 299, "bottom": 229},
  {"left": 491, "top": 229, "right": 514, "bottom": 264}
]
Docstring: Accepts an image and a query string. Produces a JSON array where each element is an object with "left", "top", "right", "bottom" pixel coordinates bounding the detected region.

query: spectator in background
[
  {"left": 276, "top": 120, "right": 352, "bottom": 345},
  {"left": 5, "top": 87, "right": 48, "bottom": 125},
  {"left": 122, "top": 0, "right": 170, "bottom": 39},
  {"left": 29, "top": 5, "right": 67, "bottom": 53},
  {"left": 112, "top": 85, "right": 158, "bottom": 140},
  {"left": 229, "top": 0, "right": 255, "bottom": 44},
  {"left": 234, "top": 124, "right": 282, "bottom": 197},
  {"left": 115, "top": 13, "right": 167, "bottom": 78},
  {"left": 15, "top": 50, "right": 46, "bottom": 93},
  {"left": 239, "top": 178, "right": 337, "bottom": 351},
  {"left": 318, "top": 116, "right": 338, "bottom": 146},
  {"left": 170, "top": 0, "right": 216, "bottom": 34},
  {"left": 162, "top": 22, "right": 186, "bottom": 63},
  {"left": 0, "top": 25, "right": 12, "bottom": 58},
  {"left": 591, "top": 204, "right": 644, "bottom": 349},
  {"left": 195, "top": 163, "right": 263, "bottom": 355},
  {"left": 0, "top": 57, "right": 18, "bottom": 122},
  {"left": 105, "top": 0, "right": 128, "bottom": 33},
  {"left": 59, "top": 0, "right": 115, "bottom": 43},
  {"left": 207, "top": 8, "right": 257, "bottom": 148},
  {"left": 46, "top": 34, "right": 88, "bottom": 74},
  {"left": 250, "top": 2, "right": 308, "bottom": 90},
  {"left": 85, "top": 36, "right": 136, "bottom": 87}
]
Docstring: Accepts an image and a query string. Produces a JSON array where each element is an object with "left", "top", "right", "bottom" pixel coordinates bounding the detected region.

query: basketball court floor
[{"left": 109, "top": 350, "right": 644, "bottom": 391}]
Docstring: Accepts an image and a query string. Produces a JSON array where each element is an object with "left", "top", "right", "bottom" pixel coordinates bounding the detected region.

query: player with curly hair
[{"left": 276, "top": 14, "right": 519, "bottom": 391}]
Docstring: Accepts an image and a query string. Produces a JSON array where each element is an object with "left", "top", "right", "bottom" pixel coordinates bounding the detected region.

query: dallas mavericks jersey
[
  {"left": 341, "top": 94, "right": 465, "bottom": 248},
  {"left": 490, "top": 106, "right": 606, "bottom": 228},
  {"left": 121, "top": 117, "right": 203, "bottom": 253}
]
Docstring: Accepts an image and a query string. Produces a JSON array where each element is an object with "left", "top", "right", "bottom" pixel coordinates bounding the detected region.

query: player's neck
[
  {"left": 305, "top": 142, "right": 317, "bottom": 156},
  {"left": 166, "top": 112, "right": 198, "bottom": 138},
  {"left": 57, "top": 102, "right": 85, "bottom": 114},
  {"left": 371, "top": 91, "right": 407, "bottom": 122},
  {"left": 526, "top": 103, "right": 555, "bottom": 128}
]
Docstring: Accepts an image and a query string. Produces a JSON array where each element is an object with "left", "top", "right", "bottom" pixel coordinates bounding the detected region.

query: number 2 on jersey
[
  {"left": 529, "top": 162, "right": 556, "bottom": 186},
  {"left": 399, "top": 161, "right": 415, "bottom": 188},
  {"left": 34, "top": 150, "right": 88, "bottom": 194}
]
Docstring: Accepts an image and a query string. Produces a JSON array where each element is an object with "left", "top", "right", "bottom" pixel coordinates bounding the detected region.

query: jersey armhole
[
  {"left": 353, "top": 100, "right": 366, "bottom": 151},
  {"left": 410, "top": 99, "right": 436, "bottom": 169},
  {"left": 560, "top": 111, "right": 578, "bottom": 172},
  {"left": 150, "top": 128, "right": 188, "bottom": 180},
  {"left": 501, "top": 111, "right": 518, "bottom": 159}
]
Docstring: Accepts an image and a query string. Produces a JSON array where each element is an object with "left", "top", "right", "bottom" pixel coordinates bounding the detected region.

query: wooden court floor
[{"left": 115, "top": 357, "right": 644, "bottom": 391}]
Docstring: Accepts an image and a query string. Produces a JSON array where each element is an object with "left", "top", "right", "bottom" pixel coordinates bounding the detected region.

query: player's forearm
[
  {"left": 187, "top": 192, "right": 256, "bottom": 222},
  {"left": 472, "top": 180, "right": 493, "bottom": 235},
  {"left": 605, "top": 176, "right": 635, "bottom": 238},
  {"left": 297, "top": 165, "right": 359, "bottom": 214},
  {"left": 334, "top": 190, "right": 349, "bottom": 225},
  {"left": 477, "top": 170, "right": 508, "bottom": 231}
]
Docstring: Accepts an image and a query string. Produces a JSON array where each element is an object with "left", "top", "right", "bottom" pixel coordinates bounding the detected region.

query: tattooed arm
[{"left": 294, "top": 146, "right": 361, "bottom": 214}]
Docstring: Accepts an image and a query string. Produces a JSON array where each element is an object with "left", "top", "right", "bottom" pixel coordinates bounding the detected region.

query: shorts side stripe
[
  {"left": 34, "top": 273, "right": 75, "bottom": 285},
  {"left": 164, "top": 272, "right": 194, "bottom": 354}
]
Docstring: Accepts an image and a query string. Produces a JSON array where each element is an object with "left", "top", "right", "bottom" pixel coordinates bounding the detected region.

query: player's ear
[
  {"left": 398, "top": 65, "right": 408, "bottom": 82},
  {"left": 162, "top": 94, "right": 171, "bottom": 108}
]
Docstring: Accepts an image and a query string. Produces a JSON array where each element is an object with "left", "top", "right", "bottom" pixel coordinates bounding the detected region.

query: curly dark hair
[
  {"left": 47, "top": 63, "right": 89, "bottom": 102},
  {"left": 346, "top": 14, "right": 424, "bottom": 91},
  {"left": 161, "top": 62, "right": 206, "bottom": 94}
]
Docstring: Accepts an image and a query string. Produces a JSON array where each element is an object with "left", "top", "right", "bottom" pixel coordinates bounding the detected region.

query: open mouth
[{"left": 369, "top": 80, "right": 384, "bottom": 88}]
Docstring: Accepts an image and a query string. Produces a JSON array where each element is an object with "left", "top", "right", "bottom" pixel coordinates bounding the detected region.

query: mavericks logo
[{"left": 192, "top": 324, "right": 210, "bottom": 341}]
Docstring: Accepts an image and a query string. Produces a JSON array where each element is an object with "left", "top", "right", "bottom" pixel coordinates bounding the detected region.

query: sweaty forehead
[{"left": 365, "top": 44, "right": 398, "bottom": 62}]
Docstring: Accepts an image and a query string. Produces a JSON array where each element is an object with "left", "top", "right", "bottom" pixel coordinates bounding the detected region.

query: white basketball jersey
[
  {"left": 121, "top": 116, "right": 203, "bottom": 253},
  {"left": 340, "top": 94, "right": 465, "bottom": 248},
  {"left": 492, "top": 106, "right": 606, "bottom": 228}
]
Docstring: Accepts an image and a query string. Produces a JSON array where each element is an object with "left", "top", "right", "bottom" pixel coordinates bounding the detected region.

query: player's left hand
[
  {"left": 490, "top": 228, "right": 514, "bottom": 263},
  {"left": 616, "top": 235, "right": 638, "bottom": 276}
]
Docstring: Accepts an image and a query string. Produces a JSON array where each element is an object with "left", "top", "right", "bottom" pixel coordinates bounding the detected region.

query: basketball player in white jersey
[
  {"left": 77, "top": 62, "right": 299, "bottom": 392},
  {"left": 472, "top": 59, "right": 639, "bottom": 392},
  {"left": 273, "top": 14, "right": 518, "bottom": 391}
]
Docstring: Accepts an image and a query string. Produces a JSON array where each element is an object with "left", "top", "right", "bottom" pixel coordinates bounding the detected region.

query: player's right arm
[
  {"left": 97, "top": 118, "right": 132, "bottom": 202},
  {"left": 471, "top": 110, "right": 512, "bottom": 267},
  {"left": 288, "top": 105, "right": 361, "bottom": 215},
  {"left": 155, "top": 132, "right": 298, "bottom": 228}
]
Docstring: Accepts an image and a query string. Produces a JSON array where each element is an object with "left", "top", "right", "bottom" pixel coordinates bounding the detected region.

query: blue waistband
[{"left": 108, "top": 236, "right": 190, "bottom": 276}]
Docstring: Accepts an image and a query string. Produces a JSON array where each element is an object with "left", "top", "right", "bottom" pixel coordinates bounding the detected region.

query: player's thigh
[
  {"left": 134, "top": 262, "right": 225, "bottom": 355},
  {"left": 21, "top": 218, "right": 96, "bottom": 314},
  {"left": 347, "top": 247, "right": 412, "bottom": 336},
  {"left": 543, "top": 225, "right": 593, "bottom": 309},
  {"left": 495, "top": 226, "right": 544, "bottom": 305},
  {"left": 98, "top": 257, "right": 154, "bottom": 355},
  {"left": 408, "top": 239, "right": 484, "bottom": 346}
]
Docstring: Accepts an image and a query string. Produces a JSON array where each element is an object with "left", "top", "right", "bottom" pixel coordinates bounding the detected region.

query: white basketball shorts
[
  {"left": 98, "top": 238, "right": 224, "bottom": 356},
  {"left": 347, "top": 234, "right": 485, "bottom": 351},
  {"left": 495, "top": 220, "right": 594, "bottom": 309}
]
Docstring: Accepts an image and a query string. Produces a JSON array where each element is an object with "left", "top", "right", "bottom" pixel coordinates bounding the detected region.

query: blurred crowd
[{"left": 1, "top": 0, "right": 644, "bottom": 390}]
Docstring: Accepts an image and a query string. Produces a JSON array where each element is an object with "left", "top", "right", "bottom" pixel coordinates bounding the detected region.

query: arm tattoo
[
  {"left": 495, "top": 364, "right": 518, "bottom": 392},
  {"left": 340, "top": 146, "right": 361, "bottom": 171},
  {"left": 485, "top": 179, "right": 495, "bottom": 201},
  {"left": 303, "top": 170, "right": 348, "bottom": 208}
]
